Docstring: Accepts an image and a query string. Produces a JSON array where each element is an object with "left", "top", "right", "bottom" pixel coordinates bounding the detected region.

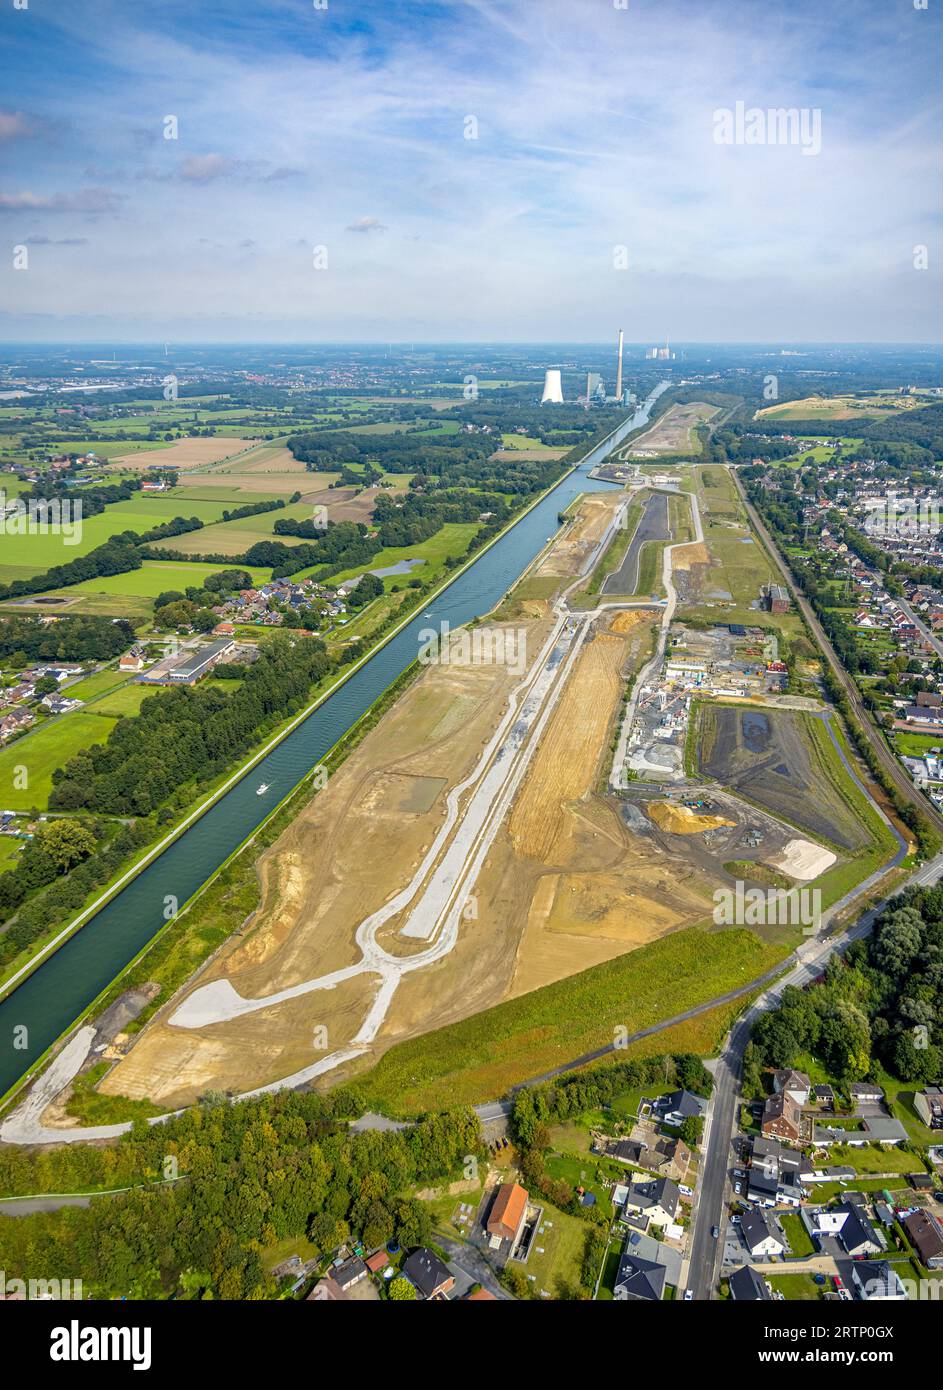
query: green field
[
  {"left": 299, "top": 521, "right": 480, "bottom": 589},
  {"left": 91, "top": 686, "right": 160, "bottom": 718},
  {"left": 66, "top": 559, "right": 272, "bottom": 597},
  {"left": 143, "top": 501, "right": 314, "bottom": 557},
  {"left": 352, "top": 926, "right": 785, "bottom": 1116},
  {"left": 0, "top": 711, "right": 119, "bottom": 809},
  {"left": 0, "top": 495, "right": 235, "bottom": 568},
  {"left": 65, "top": 669, "right": 130, "bottom": 702}
]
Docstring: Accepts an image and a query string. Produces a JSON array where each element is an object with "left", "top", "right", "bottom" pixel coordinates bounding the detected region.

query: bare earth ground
[
  {"left": 624, "top": 402, "right": 718, "bottom": 456},
  {"left": 536, "top": 493, "right": 625, "bottom": 578},
  {"left": 94, "top": 494, "right": 723, "bottom": 1109},
  {"left": 111, "top": 437, "right": 259, "bottom": 468}
]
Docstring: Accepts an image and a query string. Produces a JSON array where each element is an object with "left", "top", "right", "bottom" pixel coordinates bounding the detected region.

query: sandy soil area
[
  {"left": 625, "top": 402, "right": 718, "bottom": 456},
  {"left": 112, "top": 437, "right": 259, "bottom": 468},
  {"left": 646, "top": 802, "right": 736, "bottom": 834},
  {"left": 769, "top": 838, "right": 837, "bottom": 880},
  {"left": 537, "top": 493, "right": 625, "bottom": 578},
  {"left": 101, "top": 621, "right": 552, "bottom": 1105}
]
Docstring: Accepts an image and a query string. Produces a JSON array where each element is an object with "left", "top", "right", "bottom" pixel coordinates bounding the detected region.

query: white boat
[{"left": 256, "top": 782, "right": 269, "bottom": 796}]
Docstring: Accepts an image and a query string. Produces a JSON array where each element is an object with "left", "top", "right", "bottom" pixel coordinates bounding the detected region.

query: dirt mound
[
  {"left": 672, "top": 542, "right": 710, "bottom": 571},
  {"left": 608, "top": 609, "right": 647, "bottom": 634},
  {"left": 646, "top": 801, "right": 735, "bottom": 835},
  {"left": 769, "top": 838, "right": 836, "bottom": 881}
]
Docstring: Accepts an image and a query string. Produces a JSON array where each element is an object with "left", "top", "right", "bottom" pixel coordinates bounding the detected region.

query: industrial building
[{"left": 540, "top": 368, "right": 564, "bottom": 404}]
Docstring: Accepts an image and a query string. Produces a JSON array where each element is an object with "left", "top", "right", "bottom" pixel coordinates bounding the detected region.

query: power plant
[{"left": 540, "top": 368, "right": 564, "bottom": 404}]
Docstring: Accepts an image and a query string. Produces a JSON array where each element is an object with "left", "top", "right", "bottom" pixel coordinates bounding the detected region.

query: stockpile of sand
[
  {"left": 769, "top": 838, "right": 836, "bottom": 881},
  {"left": 608, "top": 609, "right": 647, "bottom": 634},
  {"left": 646, "top": 801, "right": 735, "bottom": 835}
]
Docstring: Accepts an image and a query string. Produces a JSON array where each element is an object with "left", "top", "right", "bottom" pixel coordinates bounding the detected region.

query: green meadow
[{"left": 0, "top": 711, "right": 120, "bottom": 810}]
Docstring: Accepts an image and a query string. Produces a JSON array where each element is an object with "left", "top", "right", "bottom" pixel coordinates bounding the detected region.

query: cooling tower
[{"left": 540, "top": 369, "right": 564, "bottom": 404}]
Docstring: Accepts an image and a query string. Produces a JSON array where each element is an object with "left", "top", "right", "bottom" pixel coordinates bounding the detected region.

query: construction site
[
  {"left": 623, "top": 624, "right": 789, "bottom": 783},
  {"left": 0, "top": 475, "right": 887, "bottom": 1138}
]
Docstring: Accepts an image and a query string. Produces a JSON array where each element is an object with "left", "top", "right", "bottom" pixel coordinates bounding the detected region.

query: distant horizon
[
  {"left": 2, "top": 338, "right": 942, "bottom": 351},
  {"left": 1, "top": 0, "right": 940, "bottom": 341}
]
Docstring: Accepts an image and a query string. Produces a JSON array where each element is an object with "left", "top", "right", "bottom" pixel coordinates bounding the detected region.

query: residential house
[
  {"left": 0, "top": 708, "right": 34, "bottom": 742},
  {"left": 851, "top": 1261, "right": 908, "bottom": 1301},
  {"left": 604, "top": 1135, "right": 691, "bottom": 1181},
  {"left": 613, "top": 1251, "right": 667, "bottom": 1302},
  {"left": 741, "top": 1210, "right": 785, "bottom": 1259},
  {"left": 331, "top": 1256, "right": 368, "bottom": 1292},
  {"left": 402, "top": 1248, "right": 454, "bottom": 1300},
  {"left": 486, "top": 1182, "right": 529, "bottom": 1245},
  {"left": 850, "top": 1082, "right": 885, "bottom": 1104},
  {"left": 903, "top": 1210, "right": 943, "bottom": 1269},
  {"left": 622, "top": 1177, "right": 680, "bottom": 1228},
  {"left": 728, "top": 1265, "right": 772, "bottom": 1301},
  {"left": 811, "top": 1084, "right": 835, "bottom": 1110},
  {"left": 836, "top": 1203, "right": 882, "bottom": 1257},
  {"left": 862, "top": 1116, "right": 908, "bottom": 1146},
  {"left": 915, "top": 1086, "right": 943, "bottom": 1130},
  {"left": 654, "top": 1089, "right": 707, "bottom": 1128},
  {"left": 761, "top": 1092, "right": 803, "bottom": 1144},
  {"left": 748, "top": 1136, "right": 806, "bottom": 1207},
  {"left": 773, "top": 1069, "right": 811, "bottom": 1106}
]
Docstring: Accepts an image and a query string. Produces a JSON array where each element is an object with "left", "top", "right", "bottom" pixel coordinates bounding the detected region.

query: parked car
[{"left": 734, "top": 1183, "right": 742, "bottom": 1195}]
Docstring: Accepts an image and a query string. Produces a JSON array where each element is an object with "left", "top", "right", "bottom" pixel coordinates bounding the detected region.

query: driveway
[{"left": 436, "top": 1234, "right": 512, "bottom": 1300}]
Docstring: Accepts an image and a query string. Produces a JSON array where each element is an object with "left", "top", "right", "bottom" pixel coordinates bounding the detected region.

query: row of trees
[{"left": 48, "top": 635, "right": 333, "bottom": 816}]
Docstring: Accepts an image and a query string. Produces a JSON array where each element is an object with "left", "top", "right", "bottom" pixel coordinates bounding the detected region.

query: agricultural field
[
  {"left": 674, "top": 465, "right": 798, "bottom": 631},
  {"left": 0, "top": 710, "right": 120, "bottom": 810},
  {"left": 0, "top": 558, "right": 273, "bottom": 622},
  {"left": 757, "top": 393, "right": 934, "bottom": 422},
  {"left": 0, "top": 493, "right": 236, "bottom": 577}
]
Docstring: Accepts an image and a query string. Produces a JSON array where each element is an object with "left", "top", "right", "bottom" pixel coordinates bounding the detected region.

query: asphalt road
[
  {"left": 602, "top": 490, "right": 670, "bottom": 595},
  {"left": 684, "top": 846, "right": 943, "bottom": 1299}
]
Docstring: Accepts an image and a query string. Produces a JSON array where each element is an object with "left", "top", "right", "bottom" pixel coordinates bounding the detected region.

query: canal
[{"left": 0, "top": 384, "right": 669, "bottom": 1097}]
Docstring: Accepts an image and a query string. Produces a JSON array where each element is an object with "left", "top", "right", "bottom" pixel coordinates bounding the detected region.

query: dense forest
[
  {"left": 746, "top": 886, "right": 943, "bottom": 1089},
  {"left": 0, "top": 613, "right": 133, "bottom": 662},
  {"left": 0, "top": 1091, "right": 481, "bottom": 1299}
]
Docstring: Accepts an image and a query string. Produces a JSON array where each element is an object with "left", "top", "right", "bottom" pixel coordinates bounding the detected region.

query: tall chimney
[{"left": 616, "top": 328, "right": 624, "bottom": 401}]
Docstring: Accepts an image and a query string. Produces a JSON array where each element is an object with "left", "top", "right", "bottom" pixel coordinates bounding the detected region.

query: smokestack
[
  {"left": 616, "top": 328, "right": 624, "bottom": 401},
  {"left": 540, "top": 369, "right": 564, "bottom": 404}
]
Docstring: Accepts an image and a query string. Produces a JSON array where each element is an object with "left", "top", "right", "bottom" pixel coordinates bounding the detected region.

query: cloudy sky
[{"left": 1, "top": 0, "right": 940, "bottom": 342}]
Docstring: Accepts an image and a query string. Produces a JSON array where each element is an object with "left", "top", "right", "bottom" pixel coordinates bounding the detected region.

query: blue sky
[{"left": 0, "top": 0, "right": 940, "bottom": 342}]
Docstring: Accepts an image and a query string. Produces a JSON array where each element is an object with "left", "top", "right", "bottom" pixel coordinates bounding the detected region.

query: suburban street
[
  {"left": 732, "top": 470, "right": 943, "bottom": 837},
  {"left": 684, "top": 846, "right": 943, "bottom": 1298}
]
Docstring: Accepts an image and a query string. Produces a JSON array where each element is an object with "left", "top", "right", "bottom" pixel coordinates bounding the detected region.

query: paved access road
[
  {"left": 684, "top": 846, "right": 943, "bottom": 1299},
  {"left": 602, "top": 491, "right": 670, "bottom": 595}
]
